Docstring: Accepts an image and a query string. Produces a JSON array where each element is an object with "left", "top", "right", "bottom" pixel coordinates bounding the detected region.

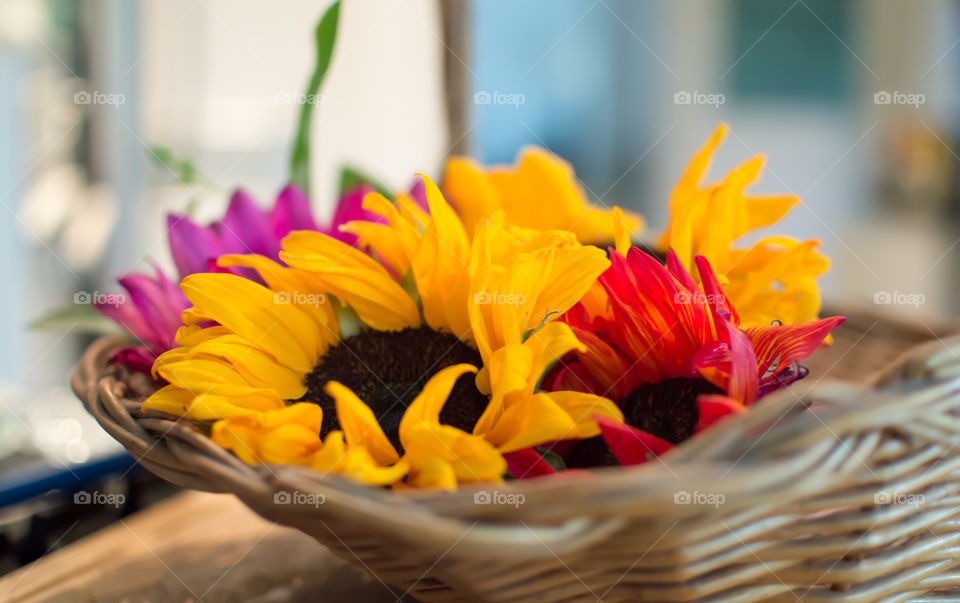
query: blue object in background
[{"left": 470, "top": 0, "right": 618, "bottom": 190}]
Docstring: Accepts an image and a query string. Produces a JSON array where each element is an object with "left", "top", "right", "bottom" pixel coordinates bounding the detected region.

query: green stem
[{"left": 289, "top": 0, "right": 341, "bottom": 197}]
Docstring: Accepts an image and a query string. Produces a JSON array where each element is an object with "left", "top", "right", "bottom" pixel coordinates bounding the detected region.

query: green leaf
[
  {"left": 289, "top": 0, "right": 342, "bottom": 196},
  {"left": 537, "top": 447, "right": 568, "bottom": 472},
  {"left": 339, "top": 165, "right": 392, "bottom": 198},
  {"left": 148, "top": 145, "right": 198, "bottom": 185},
  {"left": 29, "top": 304, "right": 125, "bottom": 336}
]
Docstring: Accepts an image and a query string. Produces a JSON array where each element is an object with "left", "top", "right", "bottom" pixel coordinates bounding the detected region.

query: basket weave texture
[{"left": 73, "top": 313, "right": 960, "bottom": 602}]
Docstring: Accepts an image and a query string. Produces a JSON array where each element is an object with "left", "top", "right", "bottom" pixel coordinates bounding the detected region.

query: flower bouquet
[{"left": 72, "top": 3, "right": 960, "bottom": 601}]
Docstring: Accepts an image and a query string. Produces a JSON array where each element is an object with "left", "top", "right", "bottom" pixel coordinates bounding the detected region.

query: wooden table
[{"left": 0, "top": 492, "right": 407, "bottom": 602}]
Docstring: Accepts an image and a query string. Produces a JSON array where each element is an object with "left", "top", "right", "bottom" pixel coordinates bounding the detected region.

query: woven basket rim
[{"left": 73, "top": 334, "right": 960, "bottom": 555}]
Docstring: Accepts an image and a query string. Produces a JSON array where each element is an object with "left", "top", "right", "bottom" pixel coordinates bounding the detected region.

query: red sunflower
[{"left": 545, "top": 247, "right": 845, "bottom": 467}]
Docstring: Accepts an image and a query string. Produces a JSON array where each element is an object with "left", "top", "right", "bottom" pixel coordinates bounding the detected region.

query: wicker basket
[{"left": 73, "top": 311, "right": 960, "bottom": 602}]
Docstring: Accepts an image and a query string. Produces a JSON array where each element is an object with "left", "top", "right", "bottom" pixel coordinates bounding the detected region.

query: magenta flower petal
[
  {"left": 96, "top": 297, "right": 154, "bottom": 348},
  {"left": 108, "top": 346, "right": 157, "bottom": 374},
  {"left": 119, "top": 271, "right": 187, "bottom": 351},
  {"left": 322, "top": 185, "right": 374, "bottom": 245},
  {"left": 269, "top": 184, "right": 317, "bottom": 239},
  {"left": 96, "top": 267, "right": 190, "bottom": 373},
  {"left": 216, "top": 189, "right": 279, "bottom": 258},
  {"left": 167, "top": 214, "right": 225, "bottom": 277},
  {"left": 408, "top": 176, "right": 428, "bottom": 209}
]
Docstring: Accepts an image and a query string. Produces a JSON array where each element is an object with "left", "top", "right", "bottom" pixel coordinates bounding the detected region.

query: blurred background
[{"left": 0, "top": 0, "right": 959, "bottom": 570}]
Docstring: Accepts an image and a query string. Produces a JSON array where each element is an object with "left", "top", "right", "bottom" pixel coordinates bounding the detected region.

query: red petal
[
  {"left": 503, "top": 448, "right": 557, "bottom": 479},
  {"left": 696, "top": 394, "right": 747, "bottom": 433},
  {"left": 746, "top": 316, "right": 846, "bottom": 379},
  {"left": 691, "top": 319, "right": 759, "bottom": 404},
  {"left": 693, "top": 255, "right": 739, "bottom": 326},
  {"left": 666, "top": 249, "right": 699, "bottom": 291},
  {"left": 595, "top": 415, "right": 673, "bottom": 465}
]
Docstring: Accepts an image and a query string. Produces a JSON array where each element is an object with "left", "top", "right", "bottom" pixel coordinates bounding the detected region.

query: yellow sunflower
[
  {"left": 656, "top": 124, "right": 829, "bottom": 328},
  {"left": 443, "top": 146, "right": 644, "bottom": 246},
  {"left": 144, "top": 176, "right": 621, "bottom": 489}
]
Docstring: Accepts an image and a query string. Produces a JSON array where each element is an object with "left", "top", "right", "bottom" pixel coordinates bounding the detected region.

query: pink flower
[
  {"left": 95, "top": 268, "right": 189, "bottom": 374},
  {"left": 98, "top": 183, "right": 402, "bottom": 373}
]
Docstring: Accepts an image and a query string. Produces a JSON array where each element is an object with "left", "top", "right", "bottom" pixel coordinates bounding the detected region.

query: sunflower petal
[
  {"left": 483, "top": 393, "right": 578, "bottom": 453},
  {"left": 142, "top": 384, "right": 193, "bottom": 416},
  {"left": 403, "top": 423, "right": 505, "bottom": 484},
  {"left": 180, "top": 273, "right": 320, "bottom": 373},
  {"left": 537, "top": 390, "right": 624, "bottom": 439},
  {"left": 280, "top": 231, "right": 421, "bottom": 331},
  {"left": 325, "top": 381, "right": 400, "bottom": 465},
  {"left": 399, "top": 364, "right": 478, "bottom": 444},
  {"left": 404, "top": 454, "right": 458, "bottom": 490}
]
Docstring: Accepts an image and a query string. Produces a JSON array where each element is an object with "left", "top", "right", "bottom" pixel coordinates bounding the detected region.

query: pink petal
[
  {"left": 108, "top": 346, "right": 157, "bottom": 374},
  {"left": 408, "top": 176, "right": 427, "bottom": 209},
  {"left": 119, "top": 273, "right": 186, "bottom": 348},
  {"left": 96, "top": 298, "right": 153, "bottom": 347},
  {"left": 269, "top": 184, "right": 317, "bottom": 239},
  {"left": 325, "top": 185, "right": 385, "bottom": 246},
  {"left": 216, "top": 189, "right": 279, "bottom": 258},
  {"left": 167, "top": 214, "right": 225, "bottom": 277}
]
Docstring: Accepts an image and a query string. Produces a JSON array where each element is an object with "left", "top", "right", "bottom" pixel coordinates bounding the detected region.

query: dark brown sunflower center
[
  {"left": 565, "top": 376, "right": 724, "bottom": 468},
  {"left": 620, "top": 376, "right": 724, "bottom": 444},
  {"left": 299, "top": 327, "right": 487, "bottom": 454}
]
